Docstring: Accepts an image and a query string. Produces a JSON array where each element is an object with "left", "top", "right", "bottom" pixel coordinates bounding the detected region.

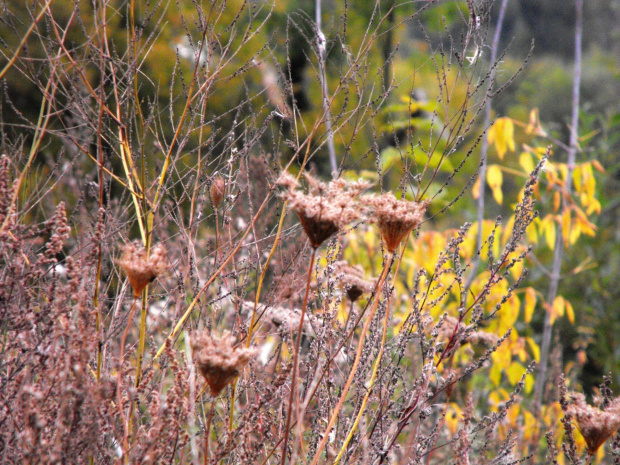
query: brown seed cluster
[
  {"left": 192, "top": 331, "right": 257, "bottom": 396},
  {"left": 566, "top": 393, "right": 620, "bottom": 455},
  {"left": 363, "top": 193, "right": 428, "bottom": 253},
  {"left": 210, "top": 175, "right": 226, "bottom": 209},
  {"left": 277, "top": 172, "right": 369, "bottom": 249},
  {"left": 334, "top": 260, "right": 376, "bottom": 302},
  {"left": 118, "top": 242, "right": 168, "bottom": 297}
]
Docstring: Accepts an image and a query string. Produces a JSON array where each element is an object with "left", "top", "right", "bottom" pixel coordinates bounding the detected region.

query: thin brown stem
[
  {"left": 281, "top": 247, "right": 317, "bottom": 465},
  {"left": 204, "top": 399, "right": 215, "bottom": 465},
  {"left": 116, "top": 296, "right": 138, "bottom": 461}
]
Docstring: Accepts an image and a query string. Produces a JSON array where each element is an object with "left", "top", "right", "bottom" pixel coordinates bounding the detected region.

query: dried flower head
[
  {"left": 364, "top": 193, "right": 428, "bottom": 253},
  {"left": 334, "top": 260, "right": 375, "bottom": 302},
  {"left": 117, "top": 242, "right": 167, "bottom": 297},
  {"left": 277, "top": 172, "right": 369, "bottom": 249},
  {"left": 192, "top": 331, "right": 257, "bottom": 396},
  {"left": 210, "top": 176, "right": 226, "bottom": 209},
  {"left": 566, "top": 393, "right": 620, "bottom": 455}
]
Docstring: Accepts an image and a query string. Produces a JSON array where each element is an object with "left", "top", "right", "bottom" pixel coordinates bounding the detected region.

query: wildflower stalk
[
  {"left": 204, "top": 399, "right": 215, "bottom": 465},
  {"left": 309, "top": 253, "right": 394, "bottom": 465},
  {"left": 134, "top": 284, "right": 149, "bottom": 388},
  {"left": 332, "top": 243, "right": 406, "bottom": 464},
  {"left": 116, "top": 296, "right": 139, "bottom": 460},
  {"left": 281, "top": 247, "right": 317, "bottom": 465}
]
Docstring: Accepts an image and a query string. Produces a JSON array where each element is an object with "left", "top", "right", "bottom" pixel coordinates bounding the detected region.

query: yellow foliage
[
  {"left": 523, "top": 288, "right": 536, "bottom": 324},
  {"left": 486, "top": 164, "right": 504, "bottom": 204},
  {"left": 488, "top": 117, "right": 516, "bottom": 160}
]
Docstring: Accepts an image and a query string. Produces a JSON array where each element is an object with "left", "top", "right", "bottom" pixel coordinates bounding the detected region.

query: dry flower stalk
[
  {"left": 364, "top": 193, "right": 428, "bottom": 253},
  {"left": 192, "top": 331, "right": 257, "bottom": 396},
  {"left": 334, "top": 260, "right": 375, "bottom": 302},
  {"left": 210, "top": 176, "right": 226, "bottom": 209},
  {"left": 118, "top": 242, "right": 167, "bottom": 297},
  {"left": 277, "top": 172, "right": 368, "bottom": 249},
  {"left": 566, "top": 393, "right": 620, "bottom": 455}
]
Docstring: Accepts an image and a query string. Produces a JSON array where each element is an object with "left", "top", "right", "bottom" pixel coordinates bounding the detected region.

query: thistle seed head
[
  {"left": 118, "top": 241, "right": 167, "bottom": 297},
  {"left": 192, "top": 331, "right": 257, "bottom": 396},
  {"left": 277, "top": 172, "right": 369, "bottom": 249},
  {"left": 566, "top": 392, "right": 620, "bottom": 455},
  {"left": 364, "top": 193, "right": 428, "bottom": 253}
]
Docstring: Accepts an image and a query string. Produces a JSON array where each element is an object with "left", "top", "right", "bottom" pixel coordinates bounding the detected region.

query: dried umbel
[
  {"left": 364, "top": 193, "right": 428, "bottom": 253},
  {"left": 117, "top": 242, "right": 167, "bottom": 297},
  {"left": 192, "top": 331, "right": 257, "bottom": 396},
  {"left": 210, "top": 176, "right": 226, "bottom": 209},
  {"left": 334, "top": 260, "right": 375, "bottom": 302},
  {"left": 277, "top": 172, "right": 369, "bottom": 249},
  {"left": 566, "top": 393, "right": 620, "bottom": 455}
]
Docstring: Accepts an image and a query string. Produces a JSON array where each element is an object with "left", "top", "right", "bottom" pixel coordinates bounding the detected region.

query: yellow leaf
[
  {"left": 507, "top": 361, "right": 524, "bottom": 386},
  {"left": 543, "top": 216, "right": 556, "bottom": 249},
  {"left": 446, "top": 404, "right": 462, "bottom": 435},
  {"left": 472, "top": 176, "right": 481, "bottom": 199},
  {"left": 591, "top": 159, "right": 606, "bottom": 173},
  {"left": 561, "top": 209, "right": 571, "bottom": 246},
  {"left": 565, "top": 299, "right": 575, "bottom": 324},
  {"left": 488, "top": 117, "right": 515, "bottom": 160},
  {"left": 487, "top": 164, "right": 504, "bottom": 205},
  {"left": 489, "top": 362, "right": 502, "bottom": 386},
  {"left": 527, "top": 217, "right": 540, "bottom": 243},
  {"left": 553, "top": 191, "right": 561, "bottom": 212},
  {"left": 553, "top": 296, "right": 565, "bottom": 318},
  {"left": 526, "top": 337, "right": 540, "bottom": 363},
  {"left": 519, "top": 152, "right": 534, "bottom": 174},
  {"left": 573, "top": 165, "right": 582, "bottom": 192},
  {"left": 526, "top": 108, "right": 546, "bottom": 136},
  {"left": 524, "top": 288, "right": 536, "bottom": 323}
]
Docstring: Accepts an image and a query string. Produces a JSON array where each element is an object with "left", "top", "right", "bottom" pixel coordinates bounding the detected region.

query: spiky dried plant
[
  {"left": 277, "top": 172, "right": 368, "bottom": 249},
  {"left": 117, "top": 242, "right": 167, "bottom": 297},
  {"left": 364, "top": 193, "right": 428, "bottom": 253},
  {"left": 192, "top": 331, "right": 257, "bottom": 396},
  {"left": 566, "top": 393, "right": 620, "bottom": 456}
]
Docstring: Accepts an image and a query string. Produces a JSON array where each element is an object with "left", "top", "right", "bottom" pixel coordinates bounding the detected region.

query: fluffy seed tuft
[
  {"left": 118, "top": 242, "right": 167, "bottom": 297},
  {"left": 192, "top": 331, "right": 257, "bottom": 396},
  {"left": 364, "top": 193, "right": 428, "bottom": 253},
  {"left": 277, "top": 172, "right": 369, "bottom": 249},
  {"left": 566, "top": 393, "right": 620, "bottom": 455}
]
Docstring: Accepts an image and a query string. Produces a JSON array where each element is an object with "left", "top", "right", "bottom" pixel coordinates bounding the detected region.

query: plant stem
[
  {"left": 534, "top": 0, "right": 583, "bottom": 411},
  {"left": 116, "top": 296, "right": 138, "bottom": 461},
  {"left": 281, "top": 247, "right": 317, "bottom": 465},
  {"left": 315, "top": 0, "right": 338, "bottom": 175},
  {"left": 465, "top": 0, "right": 510, "bottom": 291},
  {"left": 204, "top": 399, "right": 215, "bottom": 465}
]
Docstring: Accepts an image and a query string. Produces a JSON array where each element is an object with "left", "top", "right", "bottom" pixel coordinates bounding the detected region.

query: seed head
[
  {"left": 566, "top": 393, "right": 620, "bottom": 455},
  {"left": 334, "top": 260, "right": 375, "bottom": 302},
  {"left": 118, "top": 241, "right": 167, "bottom": 297},
  {"left": 364, "top": 193, "right": 428, "bottom": 253},
  {"left": 277, "top": 172, "right": 369, "bottom": 249},
  {"left": 210, "top": 176, "right": 226, "bottom": 209},
  {"left": 192, "top": 331, "right": 257, "bottom": 396}
]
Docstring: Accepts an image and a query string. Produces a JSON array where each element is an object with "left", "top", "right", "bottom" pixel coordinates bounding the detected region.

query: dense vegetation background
[{"left": 1, "top": 0, "right": 619, "bottom": 463}]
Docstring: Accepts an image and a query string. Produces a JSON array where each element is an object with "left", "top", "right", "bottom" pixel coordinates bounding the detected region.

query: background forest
[{"left": 1, "top": 0, "right": 619, "bottom": 463}]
